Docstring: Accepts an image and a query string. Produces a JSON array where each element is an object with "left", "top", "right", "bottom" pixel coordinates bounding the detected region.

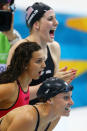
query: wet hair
[
  {"left": 26, "top": 2, "right": 52, "bottom": 30},
  {"left": 37, "top": 77, "right": 73, "bottom": 102},
  {"left": 0, "top": 41, "right": 41, "bottom": 84}
]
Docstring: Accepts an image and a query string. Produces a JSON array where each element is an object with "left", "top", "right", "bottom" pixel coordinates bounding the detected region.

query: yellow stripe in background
[
  {"left": 66, "top": 17, "right": 87, "bottom": 32},
  {"left": 59, "top": 60, "right": 87, "bottom": 76}
]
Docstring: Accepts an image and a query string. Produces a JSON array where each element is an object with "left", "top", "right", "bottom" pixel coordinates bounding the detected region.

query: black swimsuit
[{"left": 33, "top": 106, "right": 51, "bottom": 131}]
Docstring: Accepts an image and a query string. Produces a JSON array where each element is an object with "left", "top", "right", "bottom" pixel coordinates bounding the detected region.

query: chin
[
  {"left": 64, "top": 113, "right": 70, "bottom": 117},
  {"left": 49, "top": 39, "right": 54, "bottom": 42},
  {"left": 34, "top": 76, "right": 39, "bottom": 80},
  {"left": 47, "top": 38, "right": 54, "bottom": 43}
]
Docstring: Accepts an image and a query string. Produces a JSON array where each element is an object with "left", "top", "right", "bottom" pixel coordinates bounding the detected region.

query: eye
[
  {"left": 64, "top": 96, "right": 69, "bottom": 100},
  {"left": 36, "top": 59, "right": 42, "bottom": 64},
  {"left": 48, "top": 16, "right": 53, "bottom": 21}
]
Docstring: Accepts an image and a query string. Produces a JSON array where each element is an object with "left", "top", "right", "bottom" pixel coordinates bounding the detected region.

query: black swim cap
[
  {"left": 37, "top": 77, "right": 73, "bottom": 102},
  {"left": 26, "top": 2, "right": 52, "bottom": 29}
]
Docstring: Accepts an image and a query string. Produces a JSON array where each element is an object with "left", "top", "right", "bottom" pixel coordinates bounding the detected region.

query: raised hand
[{"left": 54, "top": 66, "right": 77, "bottom": 83}]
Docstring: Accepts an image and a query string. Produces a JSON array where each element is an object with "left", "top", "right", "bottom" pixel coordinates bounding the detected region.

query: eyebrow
[
  {"left": 61, "top": 92, "right": 71, "bottom": 96},
  {"left": 32, "top": 57, "right": 45, "bottom": 61}
]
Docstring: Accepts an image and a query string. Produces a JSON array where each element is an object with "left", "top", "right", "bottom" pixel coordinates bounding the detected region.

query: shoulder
[
  {"left": 9, "top": 39, "right": 26, "bottom": 52},
  {"left": 0, "top": 83, "right": 17, "bottom": 101},
  {"left": 0, "top": 83, "right": 16, "bottom": 93},
  {"left": 9, "top": 105, "right": 38, "bottom": 130},
  {"left": 47, "top": 41, "right": 60, "bottom": 58},
  {"left": 47, "top": 41, "right": 60, "bottom": 53},
  {"left": 22, "top": 105, "right": 39, "bottom": 130},
  {"left": 7, "top": 39, "right": 27, "bottom": 66}
]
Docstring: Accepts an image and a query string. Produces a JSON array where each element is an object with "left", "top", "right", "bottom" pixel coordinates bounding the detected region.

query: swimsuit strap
[
  {"left": 33, "top": 105, "right": 40, "bottom": 131},
  {"left": 33, "top": 105, "right": 51, "bottom": 131},
  {"left": 16, "top": 80, "right": 21, "bottom": 86},
  {"left": 44, "top": 122, "right": 51, "bottom": 131}
]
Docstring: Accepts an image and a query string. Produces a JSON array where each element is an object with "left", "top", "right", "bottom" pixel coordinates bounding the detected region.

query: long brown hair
[{"left": 0, "top": 41, "right": 41, "bottom": 83}]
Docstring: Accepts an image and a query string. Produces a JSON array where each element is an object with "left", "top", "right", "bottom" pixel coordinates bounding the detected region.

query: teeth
[
  {"left": 41, "top": 71, "right": 44, "bottom": 75},
  {"left": 65, "top": 107, "right": 69, "bottom": 111},
  {"left": 65, "top": 107, "right": 71, "bottom": 111}
]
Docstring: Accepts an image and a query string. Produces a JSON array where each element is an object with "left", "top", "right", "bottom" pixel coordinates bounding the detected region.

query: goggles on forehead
[{"left": 58, "top": 85, "right": 73, "bottom": 94}]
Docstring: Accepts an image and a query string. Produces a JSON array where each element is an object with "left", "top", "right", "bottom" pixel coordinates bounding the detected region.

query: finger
[
  {"left": 59, "top": 66, "right": 68, "bottom": 72},
  {"left": 60, "top": 71, "right": 77, "bottom": 81}
]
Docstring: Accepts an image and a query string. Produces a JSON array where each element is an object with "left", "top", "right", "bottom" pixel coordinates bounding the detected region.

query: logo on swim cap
[
  {"left": 26, "top": 7, "right": 34, "bottom": 20},
  {"left": 26, "top": 2, "right": 52, "bottom": 28},
  {"left": 44, "top": 88, "right": 50, "bottom": 94},
  {"left": 27, "top": 10, "right": 38, "bottom": 25}
]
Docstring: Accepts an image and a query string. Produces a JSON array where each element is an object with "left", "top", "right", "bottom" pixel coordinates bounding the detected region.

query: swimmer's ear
[
  {"left": 34, "top": 21, "right": 40, "bottom": 30},
  {"left": 47, "top": 98, "right": 54, "bottom": 104}
]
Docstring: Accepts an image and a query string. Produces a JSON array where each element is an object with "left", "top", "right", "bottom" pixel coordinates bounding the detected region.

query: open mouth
[
  {"left": 65, "top": 107, "right": 71, "bottom": 112},
  {"left": 49, "top": 30, "right": 55, "bottom": 38},
  {"left": 38, "top": 70, "right": 44, "bottom": 76},
  {"left": 38, "top": 71, "right": 41, "bottom": 75}
]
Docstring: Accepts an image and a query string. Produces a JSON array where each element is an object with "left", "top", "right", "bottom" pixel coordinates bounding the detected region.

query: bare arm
[
  {"left": 0, "top": 83, "right": 16, "bottom": 103},
  {"left": 5, "top": 106, "right": 37, "bottom": 131},
  {"left": 7, "top": 117, "right": 33, "bottom": 131},
  {"left": 29, "top": 83, "right": 42, "bottom": 100}
]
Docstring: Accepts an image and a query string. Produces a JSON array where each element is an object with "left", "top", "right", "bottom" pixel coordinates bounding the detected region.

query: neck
[
  {"left": 18, "top": 72, "right": 32, "bottom": 91},
  {"left": 27, "top": 33, "right": 47, "bottom": 49},
  {"left": 27, "top": 34, "right": 48, "bottom": 59}
]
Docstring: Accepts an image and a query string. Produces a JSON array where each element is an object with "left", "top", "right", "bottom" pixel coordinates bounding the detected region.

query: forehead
[
  {"left": 43, "top": 9, "right": 55, "bottom": 17},
  {"left": 32, "top": 49, "right": 45, "bottom": 59},
  {"left": 57, "top": 91, "right": 72, "bottom": 97}
]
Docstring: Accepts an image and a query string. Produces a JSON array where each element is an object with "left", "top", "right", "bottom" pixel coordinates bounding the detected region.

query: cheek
[
  {"left": 28, "top": 64, "right": 39, "bottom": 73},
  {"left": 45, "top": 23, "right": 52, "bottom": 30},
  {"left": 55, "top": 102, "right": 65, "bottom": 114},
  {"left": 57, "top": 100, "right": 66, "bottom": 109},
  {"left": 40, "top": 22, "right": 51, "bottom": 31},
  {"left": 27, "top": 67, "right": 35, "bottom": 78}
]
